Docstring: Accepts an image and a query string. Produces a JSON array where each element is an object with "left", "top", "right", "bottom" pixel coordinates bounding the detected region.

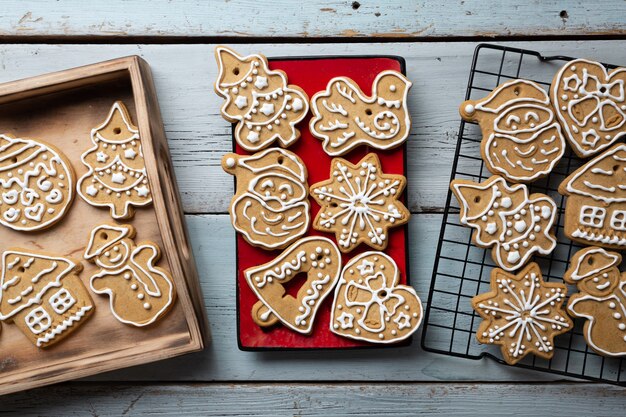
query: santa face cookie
[
  {"left": 77, "top": 101, "right": 152, "bottom": 220},
  {"left": 460, "top": 80, "right": 565, "bottom": 183},
  {"left": 330, "top": 251, "right": 422, "bottom": 344},
  {"left": 564, "top": 247, "right": 626, "bottom": 357},
  {"left": 551, "top": 59, "right": 626, "bottom": 158},
  {"left": 244, "top": 236, "right": 341, "bottom": 334},
  {"left": 472, "top": 263, "right": 572, "bottom": 365},
  {"left": 222, "top": 148, "right": 310, "bottom": 250},
  {"left": 559, "top": 143, "right": 626, "bottom": 248},
  {"left": 84, "top": 223, "right": 176, "bottom": 327},
  {"left": 310, "top": 70, "right": 412, "bottom": 156},
  {"left": 0, "top": 134, "right": 75, "bottom": 231},
  {"left": 214, "top": 46, "right": 309, "bottom": 152},
  {"left": 450, "top": 176, "right": 557, "bottom": 271},
  {"left": 310, "top": 153, "right": 410, "bottom": 253},
  {"left": 0, "top": 249, "right": 94, "bottom": 348}
]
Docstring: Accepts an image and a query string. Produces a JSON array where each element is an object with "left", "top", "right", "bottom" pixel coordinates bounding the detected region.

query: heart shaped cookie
[
  {"left": 244, "top": 236, "right": 341, "bottom": 334},
  {"left": 551, "top": 59, "right": 626, "bottom": 157},
  {"left": 330, "top": 251, "right": 422, "bottom": 344}
]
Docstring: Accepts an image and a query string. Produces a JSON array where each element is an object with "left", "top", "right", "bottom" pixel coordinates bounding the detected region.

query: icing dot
[
  {"left": 124, "top": 273, "right": 131, "bottom": 280},
  {"left": 225, "top": 157, "right": 236, "bottom": 168},
  {"left": 333, "top": 323, "right": 339, "bottom": 329},
  {"left": 138, "top": 293, "right": 145, "bottom": 300},
  {"left": 131, "top": 284, "right": 138, "bottom": 290},
  {"left": 378, "top": 334, "right": 384, "bottom": 339},
  {"left": 464, "top": 104, "right": 475, "bottom": 114},
  {"left": 619, "top": 323, "right": 626, "bottom": 330},
  {"left": 143, "top": 303, "right": 151, "bottom": 309}
]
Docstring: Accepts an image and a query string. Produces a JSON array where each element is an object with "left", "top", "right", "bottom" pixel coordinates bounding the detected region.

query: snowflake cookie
[
  {"left": 472, "top": 263, "right": 572, "bottom": 365},
  {"left": 214, "top": 46, "right": 309, "bottom": 152},
  {"left": 450, "top": 175, "right": 557, "bottom": 271},
  {"left": 330, "top": 251, "right": 422, "bottom": 344},
  {"left": 310, "top": 70, "right": 412, "bottom": 156},
  {"left": 310, "top": 153, "right": 410, "bottom": 253},
  {"left": 564, "top": 247, "right": 626, "bottom": 357}
]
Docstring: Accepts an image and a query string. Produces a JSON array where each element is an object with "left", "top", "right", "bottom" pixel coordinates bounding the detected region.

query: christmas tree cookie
[{"left": 77, "top": 101, "right": 152, "bottom": 219}]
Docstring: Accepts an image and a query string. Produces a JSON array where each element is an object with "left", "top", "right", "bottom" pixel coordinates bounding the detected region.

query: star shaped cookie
[{"left": 310, "top": 153, "right": 410, "bottom": 253}]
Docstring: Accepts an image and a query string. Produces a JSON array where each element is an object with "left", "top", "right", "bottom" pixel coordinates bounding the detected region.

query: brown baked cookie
[
  {"left": 450, "top": 175, "right": 557, "bottom": 271},
  {"left": 244, "top": 236, "right": 341, "bottom": 334},
  {"left": 84, "top": 223, "right": 176, "bottom": 327},
  {"left": 310, "top": 153, "right": 410, "bottom": 253},
  {"left": 460, "top": 80, "right": 565, "bottom": 183},
  {"left": 214, "top": 46, "right": 309, "bottom": 152},
  {"left": 330, "top": 251, "right": 422, "bottom": 344},
  {"left": 0, "top": 134, "right": 75, "bottom": 231},
  {"left": 551, "top": 59, "right": 626, "bottom": 158},
  {"left": 0, "top": 249, "right": 93, "bottom": 348},
  {"left": 564, "top": 247, "right": 626, "bottom": 357},
  {"left": 310, "top": 71, "right": 412, "bottom": 156},
  {"left": 472, "top": 263, "right": 572, "bottom": 365}
]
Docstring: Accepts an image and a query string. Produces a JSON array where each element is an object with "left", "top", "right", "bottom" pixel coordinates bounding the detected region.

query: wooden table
[{"left": 1, "top": 1, "right": 625, "bottom": 415}]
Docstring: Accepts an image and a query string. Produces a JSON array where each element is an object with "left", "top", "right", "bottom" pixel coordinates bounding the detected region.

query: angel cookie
[
  {"left": 0, "top": 249, "right": 94, "bottom": 348},
  {"left": 564, "top": 247, "right": 626, "bottom": 357},
  {"left": 330, "top": 252, "right": 422, "bottom": 344},
  {"left": 77, "top": 101, "right": 152, "bottom": 220},
  {"left": 84, "top": 223, "right": 176, "bottom": 327},
  {"left": 450, "top": 176, "right": 557, "bottom": 271},
  {"left": 310, "top": 70, "right": 411, "bottom": 156},
  {"left": 0, "top": 134, "right": 75, "bottom": 231},
  {"left": 551, "top": 59, "right": 626, "bottom": 158},
  {"left": 214, "top": 46, "right": 309, "bottom": 151},
  {"left": 310, "top": 153, "right": 410, "bottom": 253},
  {"left": 245, "top": 237, "right": 341, "bottom": 334},
  {"left": 222, "top": 148, "right": 309, "bottom": 250},
  {"left": 460, "top": 80, "right": 565, "bottom": 183},
  {"left": 559, "top": 143, "right": 626, "bottom": 248},
  {"left": 472, "top": 263, "right": 571, "bottom": 365}
]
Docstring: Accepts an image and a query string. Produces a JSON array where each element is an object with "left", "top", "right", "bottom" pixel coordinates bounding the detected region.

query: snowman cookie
[
  {"left": 77, "top": 101, "right": 152, "bottom": 220},
  {"left": 0, "top": 134, "right": 75, "bottom": 231}
]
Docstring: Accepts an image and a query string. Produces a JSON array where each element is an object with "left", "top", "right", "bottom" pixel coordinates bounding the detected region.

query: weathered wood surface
[
  {"left": 1, "top": 1, "right": 625, "bottom": 39},
  {"left": 0, "top": 41, "right": 625, "bottom": 214},
  {"left": 1, "top": 382, "right": 625, "bottom": 416}
]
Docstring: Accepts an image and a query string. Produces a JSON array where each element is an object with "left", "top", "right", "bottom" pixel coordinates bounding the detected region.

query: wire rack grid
[{"left": 420, "top": 43, "right": 626, "bottom": 385}]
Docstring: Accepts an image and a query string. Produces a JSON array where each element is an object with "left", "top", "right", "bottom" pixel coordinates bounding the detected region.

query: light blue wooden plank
[{"left": 1, "top": 1, "right": 625, "bottom": 38}]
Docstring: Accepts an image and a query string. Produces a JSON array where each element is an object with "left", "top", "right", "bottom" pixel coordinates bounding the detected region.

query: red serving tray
[{"left": 235, "top": 56, "right": 409, "bottom": 349}]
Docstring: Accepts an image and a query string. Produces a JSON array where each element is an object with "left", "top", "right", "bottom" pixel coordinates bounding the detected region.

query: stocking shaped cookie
[
  {"left": 330, "top": 252, "right": 422, "bottom": 344},
  {"left": 222, "top": 148, "right": 310, "bottom": 250},
  {"left": 84, "top": 223, "right": 176, "bottom": 327},
  {"left": 310, "top": 70, "right": 412, "bottom": 156},
  {"left": 564, "top": 247, "right": 626, "bottom": 356},
  {"left": 0, "top": 134, "right": 75, "bottom": 231},
  {"left": 244, "top": 237, "right": 341, "bottom": 334},
  {"left": 0, "top": 249, "right": 94, "bottom": 348},
  {"left": 451, "top": 176, "right": 557, "bottom": 271},
  {"left": 310, "top": 153, "right": 410, "bottom": 253},
  {"left": 472, "top": 263, "right": 572, "bottom": 365},
  {"left": 551, "top": 59, "right": 626, "bottom": 157},
  {"left": 214, "top": 46, "right": 309, "bottom": 151},
  {"left": 460, "top": 80, "right": 565, "bottom": 183},
  {"left": 77, "top": 101, "right": 152, "bottom": 219}
]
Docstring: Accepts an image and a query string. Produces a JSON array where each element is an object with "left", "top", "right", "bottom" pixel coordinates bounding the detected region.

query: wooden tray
[
  {"left": 0, "top": 56, "right": 207, "bottom": 395},
  {"left": 235, "top": 56, "right": 410, "bottom": 350}
]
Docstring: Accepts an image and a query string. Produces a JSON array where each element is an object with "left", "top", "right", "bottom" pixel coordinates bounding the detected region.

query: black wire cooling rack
[{"left": 420, "top": 43, "right": 626, "bottom": 385}]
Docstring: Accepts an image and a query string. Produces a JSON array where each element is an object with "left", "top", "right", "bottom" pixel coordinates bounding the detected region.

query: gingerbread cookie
[
  {"left": 84, "top": 223, "right": 176, "bottom": 327},
  {"left": 77, "top": 101, "right": 152, "bottom": 220},
  {"left": 564, "top": 247, "right": 626, "bottom": 357},
  {"left": 222, "top": 148, "right": 310, "bottom": 250},
  {"left": 0, "top": 134, "right": 75, "bottom": 231},
  {"left": 214, "top": 46, "right": 309, "bottom": 152},
  {"left": 310, "top": 153, "right": 409, "bottom": 253},
  {"left": 330, "top": 251, "right": 422, "bottom": 344},
  {"left": 310, "top": 70, "right": 412, "bottom": 156},
  {"left": 472, "top": 263, "right": 571, "bottom": 365},
  {"left": 559, "top": 143, "right": 626, "bottom": 248},
  {"left": 450, "top": 175, "right": 557, "bottom": 271},
  {"left": 551, "top": 59, "right": 626, "bottom": 158},
  {"left": 460, "top": 80, "right": 565, "bottom": 183},
  {"left": 0, "top": 249, "right": 94, "bottom": 348},
  {"left": 245, "top": 236, "right": 341, "bottom": 334}
]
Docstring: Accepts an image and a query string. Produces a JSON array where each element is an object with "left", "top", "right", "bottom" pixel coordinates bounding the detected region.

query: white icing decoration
[
  {"left": 124, "top": 148, "right": 137, "bottom": 160},
  {"left": 36, "top": 305, "right": 92, "bottom": 347},
  {"left": 234, "top": 95, "right": 248, "bottom": 109}
]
